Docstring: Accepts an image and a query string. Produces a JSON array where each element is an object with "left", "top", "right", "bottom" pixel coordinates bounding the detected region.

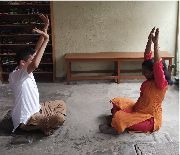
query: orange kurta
[{"left": 111, "top": 80, "right": 167, "bottom": 133}]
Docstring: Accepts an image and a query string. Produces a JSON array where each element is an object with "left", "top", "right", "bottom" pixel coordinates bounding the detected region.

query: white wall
[{"left": 51, "top": 1, "right": 178, "bottom": 78}]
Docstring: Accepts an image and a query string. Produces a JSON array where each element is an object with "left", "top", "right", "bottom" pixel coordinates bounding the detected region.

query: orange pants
[{"left": 111, "top": 104, "right": 154, "bottom": 132}]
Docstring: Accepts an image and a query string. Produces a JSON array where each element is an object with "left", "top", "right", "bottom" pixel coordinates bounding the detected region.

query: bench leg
[
  {"left": 117, "top": 61, "right": 120, "bottom": 84},
  {"left": 114, "top": 61, "right": 117, "bottom": 83},
  {"left": 168, "top": 58, "right": 172, "bottom": 74},
  {"left": 66, "top": 61, "right": 71, "bottom": 84},
  {"left": 114, "top": 61, "right": 120, "bottom": 83}
]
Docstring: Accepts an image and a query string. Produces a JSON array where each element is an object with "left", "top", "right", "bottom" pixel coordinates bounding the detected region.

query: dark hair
[
  {"left": 142, "top": 59, "right": 154, "bottom": 71},
  {"left": 16, "top": 47, "right": 35, "bottom": 65},
  {"left": 161, "top": 61, "right": 173, "bottom": 85},
  {"left": 142, "top": 59, "right": 173, "bottom": 85}
]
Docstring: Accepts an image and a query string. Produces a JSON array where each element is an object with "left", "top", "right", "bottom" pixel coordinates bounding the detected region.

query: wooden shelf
[
  {"left": 44, "top": 53, "right": 52, "bottom": 55},
  {"left": 0, "top": 34, "right": 51, "bottom": 37},
  {"left": 0, "top": 1, "right": 54, "bottom": 82},
  {"left": 0, "top": 72, "right": 9, "bottom": 74},
  {"left": 34, "top": 72, "right": 53, "bottom": 74},
  {"left": 0, "top": 53, "right": 51, "bottom": 56},
  {"left": 1, "top": 62, "right": 53, "bottom": 65},
  {"left": 1, "top": 72, "right": 53, "bottom": 74},
  {"left": 0, "top": 44, "right": 52, "bottom": 46},
  {"left": 0, "top": 53, "right": 16, "bottom": 56},
  {"left": 0, "top": 24, "right": 44, "bottom": 27},
  {"left": 0, "top": 13, "right": 50, "bottom": 16},
  {"left": 1, "top": 63, "right": 17, "bottom": 65},
  {"left": 0, "top": 4, "right": 50, "bottom": 7}
]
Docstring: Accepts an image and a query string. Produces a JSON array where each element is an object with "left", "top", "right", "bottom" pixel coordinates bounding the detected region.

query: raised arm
[
  {"left": 144, "top": 27, "right": 155, "bottom": 60},
  {"left": 153, "top": 28, "right": 161, "bottom": 62},
  {"left": 152, "top": 28, "right": 168, "bottom": 89},
  {"left": 27, "top": 28, "right": 49, "bottom": 74},
  {"left": 34, "top": 14, "right": 49, "bottom": 52}
]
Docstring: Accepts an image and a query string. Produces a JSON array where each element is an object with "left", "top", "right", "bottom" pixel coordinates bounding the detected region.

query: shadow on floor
[
  {"left": 97, "top": 114, "right": 112, "bottom": 126},
  {"left": 0, "top": 110, "right": 45, "bottom": 145}
]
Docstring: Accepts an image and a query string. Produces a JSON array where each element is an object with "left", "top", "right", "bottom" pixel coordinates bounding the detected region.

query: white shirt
[{"left": 9, "top": 68, "right": 40, "bottom": 132}]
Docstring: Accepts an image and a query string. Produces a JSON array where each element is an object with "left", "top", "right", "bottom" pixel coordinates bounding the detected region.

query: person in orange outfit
[{"left": 99, "top": 27, "right": 172, "bottom": 134}]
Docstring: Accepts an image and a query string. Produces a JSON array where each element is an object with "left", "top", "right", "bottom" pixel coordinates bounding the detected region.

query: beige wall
[{"left": 51, "top": 1, "right": 178, "bottom": 78}]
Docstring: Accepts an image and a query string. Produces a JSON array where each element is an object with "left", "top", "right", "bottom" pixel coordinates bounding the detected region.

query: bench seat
[{"left": 64, "top": 52, "right": 174, "bottom": 84}]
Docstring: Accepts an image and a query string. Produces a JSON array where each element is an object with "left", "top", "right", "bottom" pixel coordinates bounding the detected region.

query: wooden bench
[{"left": 64, "top": 52, "right": 174, "bottom": 84}]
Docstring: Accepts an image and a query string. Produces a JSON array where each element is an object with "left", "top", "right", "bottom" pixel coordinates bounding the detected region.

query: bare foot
[
  {"left": 43, "top": 128, "right": 54, "bottom": 136},
  {"left": 105, "top": 115, "right": 113, "bottom": 126},
  {"left": 99, "top": 124, "right": 118, "bottom": 135}
]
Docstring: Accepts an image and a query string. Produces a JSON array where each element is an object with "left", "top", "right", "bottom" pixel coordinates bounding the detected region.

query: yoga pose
[
  {"left": 100, "top": 27, "right": 172, "bottom": 134},
  {"left": 9, "top": 14, "right": 66, "bottom": 136}
]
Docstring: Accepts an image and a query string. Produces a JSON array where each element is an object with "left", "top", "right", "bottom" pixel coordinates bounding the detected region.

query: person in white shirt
[{"left": 9, "top": 14, "right": 66, "bottom": 136}]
